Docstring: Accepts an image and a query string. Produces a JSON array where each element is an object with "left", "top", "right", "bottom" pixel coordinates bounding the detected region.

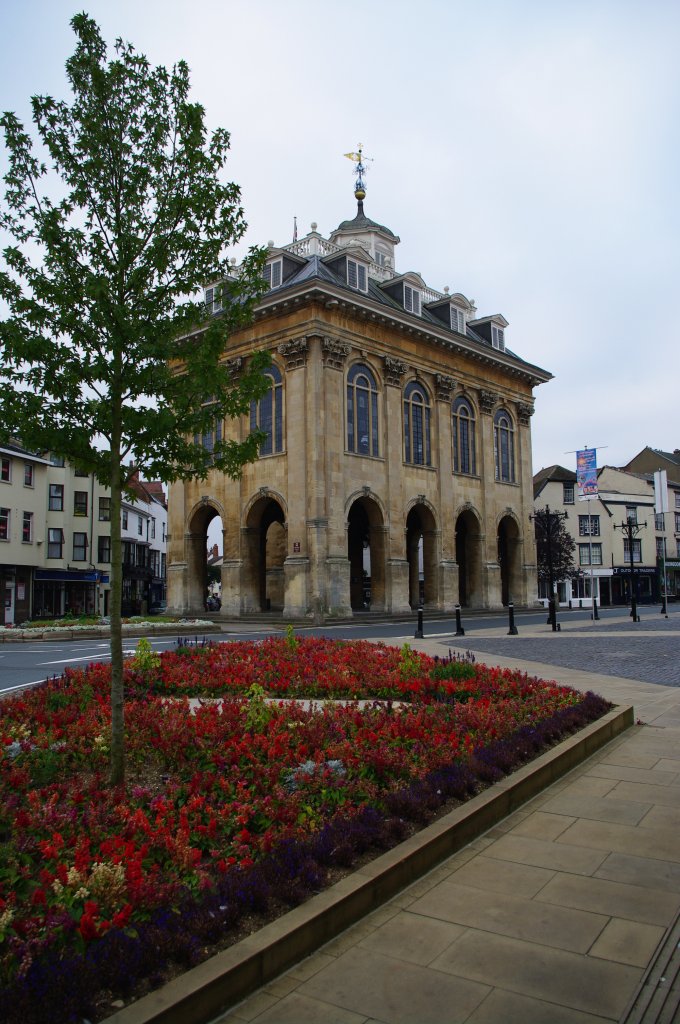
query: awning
[{"left": 34, "top": 570, "right": 108, "bottom": 583}]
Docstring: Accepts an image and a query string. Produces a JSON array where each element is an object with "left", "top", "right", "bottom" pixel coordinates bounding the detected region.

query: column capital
[{"left": 278, "top": 337, "right": 308, "bottom": 370}]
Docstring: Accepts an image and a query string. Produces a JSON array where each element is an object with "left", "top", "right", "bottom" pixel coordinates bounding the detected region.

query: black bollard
[
  {"left": 414, "top": 606, "right": 424, "bottom": 639},
  {"left": 507, "top": 602, "right": 518, "bottom": 635},
  {"left": 455, "top": 604, "right": 465, "bottom": 637},
  {"left": 592, "top": 598, "right": 599, "bottom": 621},
  {"left": 661, "top": 594, "right": 668, "bottom": 618}
]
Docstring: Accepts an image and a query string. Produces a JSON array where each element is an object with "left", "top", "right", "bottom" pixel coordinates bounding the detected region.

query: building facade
[
  {"left": 167, "top": 189, "right": 551, "bottom": 619},
  {"left": 0, "top": 442, "right": 167, "bottom": 624},
  {"left": 533, "top": 463, "right": 666, "bottom": 607},
  {"left": 0, "top": 443, "right": 50, "bottom": 625}
]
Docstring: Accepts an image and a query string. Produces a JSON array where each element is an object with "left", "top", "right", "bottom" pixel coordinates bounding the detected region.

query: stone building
[{"left": 167, "top": 184, "right": 551, "bottom": 619}]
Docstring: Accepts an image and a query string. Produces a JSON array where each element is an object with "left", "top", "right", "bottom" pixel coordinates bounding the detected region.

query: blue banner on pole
[{"left": 576, "top": 448, "right": 598, "bottom": 500}]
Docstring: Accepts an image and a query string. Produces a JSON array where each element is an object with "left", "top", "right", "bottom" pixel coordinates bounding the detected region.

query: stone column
[
  {"left": 435, "top": 374, "right": 456, "bottom": 610},
  {"left": 516, "top": 399, "right": 537, "bottom": 607},
  {"left": 478, "top": 388, "right": 499, "bottom": 610},
  {"left": 383, "top": 356, "right": 411, "bottom": 613},
  {"left": 324, "top": 338, "right": 353, "bottom": 618},
  {"left": 279, "top": 338, "right": 310, "bottom": 617}
]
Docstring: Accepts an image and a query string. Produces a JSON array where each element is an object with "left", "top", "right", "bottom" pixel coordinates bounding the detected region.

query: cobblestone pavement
[{"left": 445, "top": 621, "right": 680, "bottom": 687}]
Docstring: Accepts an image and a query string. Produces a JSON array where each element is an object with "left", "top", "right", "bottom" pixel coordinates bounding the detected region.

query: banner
[
  {"left": 576, "top": 448, "right": 598, "bottom": 500},
  {"left": 654, "top": 469, "right": 669, "bottom": 514}
]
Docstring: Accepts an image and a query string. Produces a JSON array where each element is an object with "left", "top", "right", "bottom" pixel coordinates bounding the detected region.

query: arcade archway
[
  {"left": 186, "top": 500, "right": 225, "bottom": 615},
  {"left": 455, "top": 508, "right": 482, "bottom": 607},
  {"left": 498, "top": 514, "right": 521, "bottom": 606},
  {"left": 406, "top": 503, "right": 437, "bottom": 608},
  {"left": 347, "top": 496, "right": 385, "bottom": 611},
  {"left": 243, "top": 495, "right": 287, "bottom": 612}
]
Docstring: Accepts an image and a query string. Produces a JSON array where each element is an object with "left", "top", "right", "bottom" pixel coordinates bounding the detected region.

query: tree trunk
[{"left": 109, "top": 440, "right": 125, "bottom": 786}]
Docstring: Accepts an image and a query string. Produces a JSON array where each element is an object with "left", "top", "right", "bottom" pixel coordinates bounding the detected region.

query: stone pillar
[
  {"left": 383, "top": 356, "right": 408, "bottom": 612},
  {"left": 283, "top": 556, "right": 310, "bottom": 617},
  {"left": 516, "top": 399, "right": 538, "bottom": 607},
  {"left": 385, "top": 559, "right": 411, "bottom": 613},
  {"left": 220, "top": 559, "right": 242, "bottom": 616},
  {"left": 439, "top": 558, "right": 459, "bottom": 609},
  {"left": 325, "top": 556, "right": 352, "bottom": 617},
  {"left": 279, "top": 338, "right": 311, "bottom": 616},
  {"left": 166, "top": 561, "right": 188, "bottom": 615}
]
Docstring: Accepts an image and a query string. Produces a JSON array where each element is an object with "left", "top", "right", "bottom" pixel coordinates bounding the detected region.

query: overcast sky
[{"left": 2, "top": 0, "right": 679, "bottom": 479}]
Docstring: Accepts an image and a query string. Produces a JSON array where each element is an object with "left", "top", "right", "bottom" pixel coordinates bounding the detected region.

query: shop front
[
  {"left": 611, "top": 566, "right": 657, "bottom": 606},
  {"left": 33, "top": 569, "right": 110, "bottom": 619}
]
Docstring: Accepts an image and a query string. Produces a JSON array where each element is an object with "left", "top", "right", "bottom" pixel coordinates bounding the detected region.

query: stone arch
[
  {"left": 497, "top": 512, "right": 522, "bottom": 606},
  {"left": 346, "top": 492, "right": 386, "bottom": 612},
  {"left": 242, "top": 492, "right": 287, "bottom": 612},
  {"left": 405, "top": 499, "right": 438, "bottom": 608},
  {"left": 185, "top": 497, "right": 227, "bottom": 615},
  {"left": 455, "top": 504, "right": 483, "bottom": 608}
]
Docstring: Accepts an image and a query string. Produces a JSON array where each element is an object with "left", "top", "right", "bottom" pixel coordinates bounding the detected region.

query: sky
[{"left": 2, "top": 0, "right": 679, "bottom": 482}]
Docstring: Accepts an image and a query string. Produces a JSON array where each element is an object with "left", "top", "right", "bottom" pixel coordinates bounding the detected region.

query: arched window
[
  {"left": 347, "top": 364, "right": 379, "bottom": 456},
  {"left": 452, "top": 397, "right": 476, "bottom": 475},
  {"left": 404, "top": 381, "right": 431, "bottom": 466},
  {"left": 250, "top": 364, "right": 284, "bottom": 456},
  {"left": 494, "top": 409, "right": 515, "bottom": 482}
]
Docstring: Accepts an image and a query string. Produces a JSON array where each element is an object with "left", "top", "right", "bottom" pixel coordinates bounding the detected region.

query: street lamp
[
  {"left": 530, "top": 504, "right": 568, "bottom": 632},
  {"left": 613, "top": 514, "right": 647, "bottom": 623}
]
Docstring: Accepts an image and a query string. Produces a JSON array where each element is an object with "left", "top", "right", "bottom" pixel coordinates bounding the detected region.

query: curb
[
  {"left": 107, "top": 704, "right": 634, "bottom": 1024},
  {"left": 0, "top": 624, "right": 221, "bottom": 643}
]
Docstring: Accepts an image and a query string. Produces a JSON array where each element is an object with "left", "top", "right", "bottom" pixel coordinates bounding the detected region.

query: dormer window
[
  {"left": 264, "top": 258, "right": 283, "bottom": 290},
  {"left": 204, "top": 286, "right": 222, "bottom": 314},
  {"left": 491, "top": 325, "right": 505, "bottom": 350},
  {"left": 347, "top": 259, "right": 368, "bottom": 292},
  {"left": 404, "top": 284, "right": 421, "bottom": 315},
  {"left": 450, "top": 306, "right": 465, "bottom": 333}
]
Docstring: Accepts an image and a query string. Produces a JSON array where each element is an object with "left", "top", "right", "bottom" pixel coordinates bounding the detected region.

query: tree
[
  {"left": 533, "top": 507, "right": 576, "bottom": 586},
  {"left": 0, "top": 15, "right": 271, "bottom": 784}
]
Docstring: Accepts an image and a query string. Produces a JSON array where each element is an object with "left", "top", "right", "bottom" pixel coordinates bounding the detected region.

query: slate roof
[{"left": 263, "top": 251, "right": 544, "bottom": 378}]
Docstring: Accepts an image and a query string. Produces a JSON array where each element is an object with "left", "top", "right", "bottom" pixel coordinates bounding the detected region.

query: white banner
[{"left": 654, "top": 470, "right": 669, "bottom": 514}]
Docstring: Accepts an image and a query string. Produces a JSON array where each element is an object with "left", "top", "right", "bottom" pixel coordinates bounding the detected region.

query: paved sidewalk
[{"left": 213, "top": 621, "right": 680, "bottom": 1024}]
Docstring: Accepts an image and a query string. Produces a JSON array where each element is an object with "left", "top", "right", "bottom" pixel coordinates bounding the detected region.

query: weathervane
[{"left": 344, "top": 144, "right": 372, "bottom": 201}]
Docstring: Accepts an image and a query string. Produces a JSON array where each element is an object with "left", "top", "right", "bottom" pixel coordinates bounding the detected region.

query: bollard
[
  {"left": 414, "top": 606, "right": 424, "bottom": 639},
  {"left": 507, "top": 602, "right": 518, "bottom": 635},
  {"left": 454, "top": 604, "right": 465, "bottom": 637},
  {"left": 661, "top": 595, "right": 668, "bottom": 618},
  {"left": 592, "top": 599, "right": 599, "bottom": 621}
]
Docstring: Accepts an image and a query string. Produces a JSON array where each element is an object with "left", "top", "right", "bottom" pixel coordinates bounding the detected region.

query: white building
[{"left": 0, "top": 443, "right": 167, "bottom": 624}]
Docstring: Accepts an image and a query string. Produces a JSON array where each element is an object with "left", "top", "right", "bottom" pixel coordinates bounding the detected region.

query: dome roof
[{"left": 333, "top": 200, "right": 399, "bottom": 241}]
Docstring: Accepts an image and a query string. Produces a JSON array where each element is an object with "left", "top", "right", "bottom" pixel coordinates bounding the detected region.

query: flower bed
[{"left": 0, "top": 638, "right": 610, "bottom": 1023}]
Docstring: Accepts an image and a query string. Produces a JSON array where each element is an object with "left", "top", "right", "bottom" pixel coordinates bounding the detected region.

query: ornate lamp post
[
  {"left": 530, "top": 504, "right": 568, "bottom": 632},
  {"left": 613, "top": 514, "right": 647, "bottom": 623}
]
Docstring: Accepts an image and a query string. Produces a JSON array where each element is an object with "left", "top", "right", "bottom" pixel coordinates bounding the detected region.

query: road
[{"left": 1, "top": 604, "right": 676, "bottom": 694}]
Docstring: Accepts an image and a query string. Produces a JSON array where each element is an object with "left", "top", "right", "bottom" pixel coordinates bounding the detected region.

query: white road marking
[{"left": 1, "top": 679, "right": 49, "bottom": 693}]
